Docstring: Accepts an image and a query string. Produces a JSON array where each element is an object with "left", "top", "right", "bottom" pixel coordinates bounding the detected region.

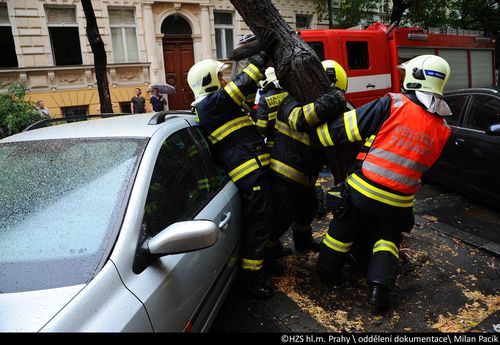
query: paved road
[{"left": 212, "top": 180, "right": 500, "bottom": 333}]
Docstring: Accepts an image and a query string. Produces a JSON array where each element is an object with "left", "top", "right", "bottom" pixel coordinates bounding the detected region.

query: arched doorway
[{"left": 162, "top": 15, "right": 194, "bottom": 110}]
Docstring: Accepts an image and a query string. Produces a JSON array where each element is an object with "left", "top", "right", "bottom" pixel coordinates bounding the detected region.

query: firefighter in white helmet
[
  {"left": 187, "top": 50, "right": 275, "bottom": 298},
  {"left": 315, "top": 55, "right": 452, "bottom": 313},
  {"left": 263, "top": 60, "right": 347, "bottom": 274}
]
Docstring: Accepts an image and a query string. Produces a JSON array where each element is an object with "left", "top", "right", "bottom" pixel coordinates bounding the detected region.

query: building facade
[{"left": 0, "top": 0, "right": 333, "bottom": 116}]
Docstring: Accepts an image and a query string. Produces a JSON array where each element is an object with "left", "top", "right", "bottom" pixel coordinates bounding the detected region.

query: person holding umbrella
[{"left": 150, "top": 87, "right": 167, "bottom": 112}]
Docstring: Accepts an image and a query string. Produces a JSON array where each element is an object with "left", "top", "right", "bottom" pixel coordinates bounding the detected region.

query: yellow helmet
[
  {"left": 401, "top": 55, "right": 450, "bottom": 96},
  {"left": 321, "top": 60, "right": 348, "bottom": 92},
  {"left": 187, "top": 59, "right": 227, "bottom": 99}
]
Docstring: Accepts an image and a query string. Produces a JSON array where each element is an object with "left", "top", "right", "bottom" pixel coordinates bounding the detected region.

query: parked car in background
[
  {"left": 425, "top": 87, "right": 500, "bottom": 209},
  {"left": 0, "top": 112, "right": 242, "bottom": 332}
]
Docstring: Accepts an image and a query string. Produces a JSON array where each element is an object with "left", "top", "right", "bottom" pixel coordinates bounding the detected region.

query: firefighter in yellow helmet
[
  {"left": 264, "top": 60, "right": 348, "bottom": 274},
  {"left": 315, "top": 55, "right": 452, "bottom": 313},
  {"left": 187, "top": 52, "right": 275, "bottom": 299}
]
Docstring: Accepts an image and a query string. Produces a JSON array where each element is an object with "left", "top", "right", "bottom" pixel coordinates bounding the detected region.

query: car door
[
  {"left": 427, "top": 93, "right": 469, "bottom": 185},
  {"left": 453, "top": 92, "right": 500, "bottom": 200},
  {"left": 118, "top": 125, "right": 237, "bottom": 332}
]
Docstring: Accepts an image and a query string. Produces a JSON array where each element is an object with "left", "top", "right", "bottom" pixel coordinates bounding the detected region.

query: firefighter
[
  {"left": 266, "top": 60, "right": 348, "bottom": 272},
  {"left": 187, "top": 54, "right": 274, "bottom": 299},
  {"left": 314, "top": 55, "right": 453, "bottom": 312},
  {"left": 255, "top": 67, "right": 288, "bottom": 150}
]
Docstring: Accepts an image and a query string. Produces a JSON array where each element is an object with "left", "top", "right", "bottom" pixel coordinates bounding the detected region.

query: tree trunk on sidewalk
[
  {"left": 81, "top": 0, "right": 113, "bottom": 114},
  {"left": 230, "top": 0, "right": 358, "bottom": 182}
]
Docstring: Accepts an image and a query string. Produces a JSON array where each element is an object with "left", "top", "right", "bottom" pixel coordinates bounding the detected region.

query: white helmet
[
  {"left": 260, "top": 67, "right": 278, "bottom": 88},
  {"left": 321, "top": 60, "right": 348, "bottom": 92},
  {"left": 187, "top": 59, "right": 227, "bottom": 99},
  {"left": 400, "top": 55, "right": 450, "bottom": 96}
]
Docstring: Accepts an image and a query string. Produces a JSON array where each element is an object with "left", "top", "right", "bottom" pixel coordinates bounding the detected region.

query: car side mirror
[
  {"left": 145, "top": 220, "right": 218, "bottom": 256},
  {"left": 485, "top": 123, "right": 500, "bottom": 136}
]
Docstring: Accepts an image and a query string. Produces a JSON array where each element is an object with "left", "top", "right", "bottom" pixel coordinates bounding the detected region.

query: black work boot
[
  {"left": 266, "top": 240, "right": 292, "bottom": 258},
  {"left": 240, "top": 269, "right": 275, "bottom": 299},
  {"left": 316, "top": 244, "right": 345, "bottom": 286},
  {"left": 293, "top": 226, "right": 321, "bottom": 252},
  {"left": 367, "top": 283, "right": 391, "bottom": 313}
]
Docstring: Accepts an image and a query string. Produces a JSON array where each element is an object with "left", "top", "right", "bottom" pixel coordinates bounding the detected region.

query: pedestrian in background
[
  {"left": 36, "top": 100, "right": 51, "bottom": 119},
  {"left": 131, "top": 88, "right": 146, "bottom": 114},
  {"left": 150, "top": 87, "right": 167, "bottom": 112}
]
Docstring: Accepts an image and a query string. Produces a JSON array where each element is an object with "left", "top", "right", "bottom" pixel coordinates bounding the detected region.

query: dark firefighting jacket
[
  {"left": 271, "top": 90, "right": 346, "bottom": 187},
  {"left": 194, "top": 63, "right": 268, "bottom": 190},
  {"left": 314, "top": 92, "right": 451, "bottom": 215},
  {"left": 254, "top": 82, "right": 289, "bottom": 149}
]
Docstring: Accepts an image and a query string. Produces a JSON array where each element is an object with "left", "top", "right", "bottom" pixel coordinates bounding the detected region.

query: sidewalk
[{"left": 213, "top": 184, "right": 500, "bottom": 332}]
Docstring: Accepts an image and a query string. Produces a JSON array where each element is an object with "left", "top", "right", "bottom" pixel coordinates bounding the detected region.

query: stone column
[
  {"left": 143, "top": 2, "right": 160, "bottom": 84},
  {"left": 200, "top": 4, "right": 212, "bottom": 59}
]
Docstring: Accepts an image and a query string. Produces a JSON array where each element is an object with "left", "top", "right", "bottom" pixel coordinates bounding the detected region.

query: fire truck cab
[{"left": 299, "top": 23, "right": 496, "bottom": 107}]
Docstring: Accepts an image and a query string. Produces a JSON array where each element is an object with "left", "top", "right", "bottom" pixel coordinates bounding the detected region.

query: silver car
[{"left": 0, "top": 112, "right": 242, "bottom": 332}]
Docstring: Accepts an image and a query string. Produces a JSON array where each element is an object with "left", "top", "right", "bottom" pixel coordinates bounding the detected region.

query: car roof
[
  {"left": 1, "top": 111, "right": 196, "bottom": 143},
  {"left": 445, "top": 87, "right": 500, "bottom": 96}
]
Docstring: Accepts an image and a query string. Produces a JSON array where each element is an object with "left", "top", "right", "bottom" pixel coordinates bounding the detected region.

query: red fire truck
[{"left": 299, "top": 23, "right": 496, "bottom": 107}]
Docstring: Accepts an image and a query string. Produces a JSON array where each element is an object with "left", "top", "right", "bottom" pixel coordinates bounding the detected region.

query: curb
[{"left": 414, "top": 215, "right": 500, "bottom": 257}]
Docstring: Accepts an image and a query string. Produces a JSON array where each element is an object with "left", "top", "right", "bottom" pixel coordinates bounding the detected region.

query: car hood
[{"left": 0, "top": 284, "right": 85, "bottom": 332}]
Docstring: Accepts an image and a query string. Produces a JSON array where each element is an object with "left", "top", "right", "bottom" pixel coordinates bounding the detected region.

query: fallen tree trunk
[{"left": 230, "top": 0, "right": 359, "bottom": 182}]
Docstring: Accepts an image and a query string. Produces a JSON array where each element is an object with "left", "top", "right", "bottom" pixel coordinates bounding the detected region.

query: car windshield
[{"left": 0, "top": 138, "right": 147, "bottom": 293}]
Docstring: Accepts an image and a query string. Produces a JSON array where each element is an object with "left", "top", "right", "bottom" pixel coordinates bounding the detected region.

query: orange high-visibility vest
[{"left": 361, "top": 93, "right": 451, "bottom": 194}]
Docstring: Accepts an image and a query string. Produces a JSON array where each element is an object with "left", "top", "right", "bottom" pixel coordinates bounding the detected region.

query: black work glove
[
  {"left": 248, "top": 53, "right": 269, "bottom": 74},
  {"left": 259, "top": 30, "right": 279, "bottom": 53},
  {"left": 316, "top": 88, "right": 347, "bottom": 117}
]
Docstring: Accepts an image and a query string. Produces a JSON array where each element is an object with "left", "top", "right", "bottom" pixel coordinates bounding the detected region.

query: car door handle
[
  {"left": 454, "top": 138, "right": 465, "bottom": 146},
  {"left": 218, "top": 212, "right": 232, "bottom": 230},
  {"left": 366, "top": 83, "right": 376, "bottom": 88}
]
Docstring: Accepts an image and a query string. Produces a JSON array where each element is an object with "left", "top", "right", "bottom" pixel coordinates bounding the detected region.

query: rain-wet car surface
[
  {"left": 0, "top": 112, "right": 242, "bottom": 332},
  {"left": 425, "top": 87, "right": 500, "bottom": 209}
]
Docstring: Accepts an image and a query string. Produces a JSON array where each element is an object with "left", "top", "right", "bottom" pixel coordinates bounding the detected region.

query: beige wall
[{"left": 0, "top": 0, "right": 371, "bottom": 115}]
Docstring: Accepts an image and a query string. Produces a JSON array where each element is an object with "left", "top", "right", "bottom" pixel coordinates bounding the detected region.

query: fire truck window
[
  {"left": 346, "top": 41, "right": 369, "bottom": 70},
  {"left": 306, "top": 42, "right": 325, "bottom": 61}
]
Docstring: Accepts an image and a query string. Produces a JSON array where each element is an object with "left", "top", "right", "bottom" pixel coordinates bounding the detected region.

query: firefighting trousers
[
  {"left": 240, "top": 173, "right": 274, "bottom": 270},
  {"left": 318, "top": 203, "right": 414, "bottom": 288},
  {"left": 269, "top": 177, "right": 318, "bottom": 242}
]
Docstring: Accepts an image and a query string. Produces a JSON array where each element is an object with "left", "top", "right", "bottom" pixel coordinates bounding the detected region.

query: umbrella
[{"left": 151, "top": 83, "right": 176, "bottom": 95}]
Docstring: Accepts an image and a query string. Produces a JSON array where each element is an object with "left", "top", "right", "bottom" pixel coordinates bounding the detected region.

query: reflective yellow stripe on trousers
[
  {"left": 229, "top": 153, "right": 270, "bottom": 182},
  {"left": 373, "top": 239, "right": 399, "bottom": 259},
  {"left": 322, "top": 233, "right": 353, "bottom": 253},
  {"left": 241, "top": 258, "right": 264, "bottom": 271}
]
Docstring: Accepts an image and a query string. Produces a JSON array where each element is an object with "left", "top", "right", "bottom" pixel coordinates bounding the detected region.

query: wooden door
[{"left": 163, "top": 36, "right": 194, "bottom": 110}]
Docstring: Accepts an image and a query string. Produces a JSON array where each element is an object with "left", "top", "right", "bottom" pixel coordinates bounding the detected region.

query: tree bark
[
  {"left": 81, "top": 0, "right": 113, "bottom": 114},
  {"left": 230, "top": 0, "right": 358, "bottom": 182}
]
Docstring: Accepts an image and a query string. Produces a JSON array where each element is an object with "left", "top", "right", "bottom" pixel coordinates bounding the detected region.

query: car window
[
  {"left": 0, "top": 138, "right": 146, "bottom": 293},
  {"left": 464, "top": 94, "right": 500, "bottom": 131},
  {"left": 189, "top": 126, "right": 229, "bottom": 189},
  {"left": 143, "top": 128, "right": 213, "bottom": 236},
  {"left": 444, "top": 94, "right": 468, "bottom": 126}
]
